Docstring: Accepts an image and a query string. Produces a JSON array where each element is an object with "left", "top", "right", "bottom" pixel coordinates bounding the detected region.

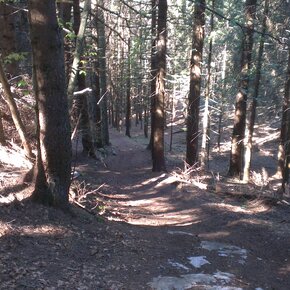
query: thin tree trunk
[
  {"left": 200, "top": 0, "right": 215, "bottom": 170},
  {"left": 243, "top": 0, "right": 269, "bottom": 182},
  {"left": 148, "top": 0, "right": 157, "bottom": 151},
  {"left": 217, "top": 44, "right": 227, "bottom": 151},
  {"left": 0, "top": 110, "right": 6, "bottom": 145},
  {"left": 125, "top": 38, "right": 131, "bottom": 138},
  {"left": 228, "top": 0, "right": 257, "bottom": 177},
  {"left": 278, "top": 46, "right": 290, "bottom": 192},
  {"left": 67, "top": 0, "right": 90, "bottom": 106},
  {"left": 0, "top": 55, "right": 33, "bottom": 158},
  {"left": 97, "top": 1, "right": 109, "bottom": 145},
  {"left": 152, "top": 0, "right": 167, "bottom": 172},
  {"left": 186, "top": 0, "right": 206, "bottom": 166}
]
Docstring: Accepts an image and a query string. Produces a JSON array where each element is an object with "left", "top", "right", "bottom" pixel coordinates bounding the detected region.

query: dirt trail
[
  {"left": 76, "top": 129, "right": 290, "bottom": 289},
  {"left": 0, "top": 128, "right": 290, "bottom": 289}
]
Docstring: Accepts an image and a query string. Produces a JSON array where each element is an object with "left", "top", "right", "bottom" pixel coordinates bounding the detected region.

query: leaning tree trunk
[
  {"left": 228, "top": 0, "right": 257, "bottom": 178},
  {"left": 152, "top": 0, "right": 167, "bottom": 172},
  {"left": 186, "top": 0, "right": 206, "bottom": 166},
  {"left": 243, "top": 0, "right": 268, "bottom": 182},
  {"left": 0, "top": 55, "right": 33, "bottom": 158},
  {"left": 28, "top": 0, "right": 72, "bottom": 209}
]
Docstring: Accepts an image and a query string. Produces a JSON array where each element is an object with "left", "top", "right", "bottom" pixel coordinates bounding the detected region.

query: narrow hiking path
[
  {"left": 75, "top": 128, "right": 290, "bottom": 289},
  {"left": 0, "top": 128, "right": 290, "bottom": 289}
]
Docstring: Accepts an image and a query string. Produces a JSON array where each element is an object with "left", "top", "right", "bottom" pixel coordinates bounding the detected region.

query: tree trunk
[
  {"left": 243, "top": 0, "right": 269, "bottom": 182},
  {"left": 152, "top": 0, "right": 167, "bottom": 172},
  {"left": 228, "top": 0, "right": 257, "bottom": 177},
  {"left": 278, "top": 46, "right": 290, "bottom": 192},
  {"left": 67, "top": 0, "right": 90, "bottom": 107},
  {"left": 200, "top": 0, "right": 215, "bottom": 170},
  {"left": 125, "top": 38, "right": 131, "bottom": 138},
  {"left": 0, "top": 55, "right": 33, "bottom": 158},
  {"left": 0, "top": 110, "right": 6, "bottom": 145},
  {"left": 186, "top": 0, "right": 206, "bottom": 166},
  {"left": 28, "top": 0, "right": 72, "bottom": 209},
  {"left": 0, "top": 2, "right": 17, "bottom": 75},
  {"left": 97, "top": 1, "right": 109, "bottom": 145},
  {"left": 148, "top": 0, "right": 157, "bottom": 151}
]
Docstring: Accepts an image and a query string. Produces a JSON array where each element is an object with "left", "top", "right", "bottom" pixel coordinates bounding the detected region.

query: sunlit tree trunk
[
  {"left": 243, "top": 0, "right": 269, "bottom": 182},
  {"left": 200, "top": 0, "right": 215, "bottom": 171},
  {"left": 28, "top": 0, "right": 72, "bottom": 209},
  {"left": 186, "top": 0, "right": 206, "bottom": 166},
  {"left": 228, "top": 0, "right": 257, "bottom": 177},
  {"left": 152, "top": 0, "right": 167, "bottom": 172},
  {"left": 0, "top": 111, "right": 6, "bottom": 145}
]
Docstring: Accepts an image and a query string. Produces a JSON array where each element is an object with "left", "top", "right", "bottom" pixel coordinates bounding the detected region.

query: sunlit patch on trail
[{"left": 168, "top": 259, "right": 190, "bottom": 271}]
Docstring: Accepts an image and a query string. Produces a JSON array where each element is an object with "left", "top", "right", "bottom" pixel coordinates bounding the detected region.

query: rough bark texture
[
  {"left": 28, "top": 0, "right": 72, "bottom": 208},
  {"left": 228, "top": 0, "right": 257, "bottom": 177},
  {"left": 186, "top": 0, "right": 206, "bottom": 166},
  {"left": 243, "top": 0, "right": 268, "bottom": 182},
  {"left": 152, "top": 0, "right": 167, "bottom": 172}
]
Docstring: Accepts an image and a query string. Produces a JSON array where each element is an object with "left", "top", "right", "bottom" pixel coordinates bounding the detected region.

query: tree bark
[
  {"left": 28, "top": 0, "right": 72, "bottom": 209},
  {"left": 228, "top": 0, "right": 257, "bottom": 177},
  {"left": 0, "top": 55, "right": 33, "bottom": 158},
  {"left": 186, "top": 0, "right": 206, "bottom": 166},
  {"left": 67, "top": 0, "right": 91, "bottom": 107},
  {"left": 152, "top": 0, "right": 167, "bottom": 172},
  {"left": 125, "top": 38, "right": 131, "bottom": 138},
  {"left": 243, "top": 0, "right": 268, "bottom": 182},
  {"left": 200, "top": 0, "right": 215, "bottom": 171}
]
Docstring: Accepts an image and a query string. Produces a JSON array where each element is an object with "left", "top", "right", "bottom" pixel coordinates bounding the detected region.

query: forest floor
[{"left": 1, "top": 121, "right": 290, "bottom": 289}]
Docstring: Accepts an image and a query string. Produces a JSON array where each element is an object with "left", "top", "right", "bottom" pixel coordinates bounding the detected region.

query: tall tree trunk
[
  {"left": 243, "top": 0, "right": 269, "bottom": 182},
  {"left": 97, "top": 1, "right": 109, "bottom": 145},
  {"left": 200, "top": 0, "right": 215, "bottom": 170},
  {"left": 125, "top": 38, "right": 131, "bottom": 138},
  {"left": 148, "top": 0, "right": 157, "bottom": 151},
  {"left": 0, "top": 56, "right": 33, "bottom": 158},
  {"left": 278, "top": 46, "right": 290, "bottom": 192},
  {"left": 28, "top": 0, "right": 72, "bottom": 209},
  {"left": 152, "top": 0, "right": 167, "bottom": 172},
  {"left": 67, "top": 0, "right": 90, "bottom": 107},
  {"left": 228, "top": 0, "right": 257, "bottom": 177},
  {"left": 0, "top": 2, "right": 17, "bottom": 75},
  {"left": 186, "top": 0, "right": 206, "bottom": 166}
]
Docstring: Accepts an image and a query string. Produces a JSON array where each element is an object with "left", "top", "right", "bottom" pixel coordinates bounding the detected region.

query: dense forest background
[{"left": 0, "top": 0, "right": 290, "bottom": 206}]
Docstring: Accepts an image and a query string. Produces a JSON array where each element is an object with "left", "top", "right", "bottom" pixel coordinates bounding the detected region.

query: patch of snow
[
  {"left": 168, "top": 260, "right": 190, "bottom": 271},
  {"left": 188, "top": 256, "right": 210, "bottom": 268},
  {"left": 201, "top": 241, "right": 247, "bottom": 263},
  {"left": 148, "top": 272, "right": 240, "bottom": 290}
]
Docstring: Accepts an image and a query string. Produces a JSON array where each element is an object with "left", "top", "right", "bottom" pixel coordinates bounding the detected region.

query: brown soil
[{"left": 0, "top": 126, "right": 290, "bottom": 290}]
